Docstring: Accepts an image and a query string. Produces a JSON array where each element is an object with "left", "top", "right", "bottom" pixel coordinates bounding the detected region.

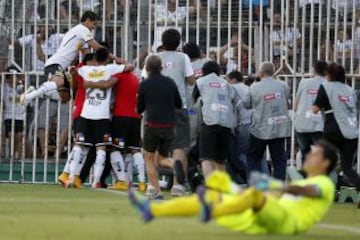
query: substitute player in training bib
[
  {"left": 129, "top": 140, "right": 337, "bottom": 235},
  {"left": 66, "top": 48, "right": 133, "bottom": 188}
]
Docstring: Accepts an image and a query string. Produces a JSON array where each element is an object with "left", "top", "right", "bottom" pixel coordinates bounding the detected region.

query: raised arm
[
  {"left": 87, "top": 39, "right": 127, "bottom": 64},
  {"left": 283, "top": 185, "right": 321, "bottom": 198}
]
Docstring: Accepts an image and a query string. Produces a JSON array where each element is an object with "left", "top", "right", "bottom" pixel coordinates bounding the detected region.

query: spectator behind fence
[
  {"left": 243, "top": 62, "right": 291, "bottom": 180},
  {"left": 313, "top": 63, "right": 360, "bottom": 191},
  {"left": 192, "top": 61, "right": 239, "bottom": 178},
  {"left": 137, "top": 55, "right": 185, "bottom": 199},
  {"left": 3, "top": 66, "right": 25, "bottom": 160},
  {"left": 335, "top": 29, "right": 355, "bottom": 73},
  {"left": 295, "top": 60, "right": 327, "bottom": 163}
]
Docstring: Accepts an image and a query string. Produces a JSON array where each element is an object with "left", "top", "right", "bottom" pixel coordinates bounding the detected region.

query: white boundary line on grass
[{"left": 98, "top": 188, "right": 360, "bottom": 235}]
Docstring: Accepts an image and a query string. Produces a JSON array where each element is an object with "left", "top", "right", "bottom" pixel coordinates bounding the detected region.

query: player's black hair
[
  {"left": 313, "top": 60, "right": 328, "bottom": 76},
  {"left": 81, "top": 11, "right": 98, "bottom": 22},
  {"left": 202, "top": 61, "right": 221, "bottom": 76},
  {"left": 82, "top": 53, "right": 95, "bottom": 65},
  {"left": 146, "top": 55, "right": 162, "bottom": 74},
  {"left": 227, "top": 71, "right": 243, "bottom": 82},
  {"left": 98, "top": 41, "right": 110, "bottom": 49},
  {"left": 316, "top": 140, "right": 338, "bottom": 174},
  {"left": 182, "top": 42, "right": 201, "bottom": 59},
  {"left": 162, "top": 29, "right": 181, "bottom": 51},
  {"left": 326, "top": 63, "right": 346, "bottom": 83},
  {"left": 94, "top": 48, "right": 110, "bottom": 63}
]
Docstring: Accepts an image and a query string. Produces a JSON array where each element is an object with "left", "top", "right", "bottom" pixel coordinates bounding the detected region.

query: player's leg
[
  {"left": 92, "top": 146, "right": 107, "bottom": 188},
  {"left": 268, "top": 138, "right": 287, "bottom": 180},
  {"left": 214, "top": 126, "right": 232, "bottom": 173},
  {"left": 22, "top": 65, "right": 65, "bottom": 103},
  {"left": 199, "top": 125, "right": 217, "bottom": 178},
  {"left": 125, "top": 153, "right": 134, "bottom": 183},
  {"left": 247, "top": 135, "right": 268, "bottom": 176},
  {"left": 133, "top": 150, "right": 146, "bottom": 192},
  {"left": 67, "top": 144, "right": 90, "bottom": 187}
]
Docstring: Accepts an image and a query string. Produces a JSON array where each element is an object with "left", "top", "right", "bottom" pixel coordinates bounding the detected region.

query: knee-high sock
[
  {"left": 211, "top": 188, "right": 264, "bottom": 218},
  {"left": 62, "top": 149, "right": 74, "bottom": 174},
  {"left": 25, "top": 81, "right": 58, "bottom": 101},
  {"left": 133, "top": 152, "right": 146, "bottom": 183},
  {"left": 151, "top": 195, "right": 201, "bottom": 217},
  {"left": 69, "top": 146, "right": 90, "bottom": 180},
  {"left": 110, "top": 151, "right": 126, "bottom": 182},
  {"left": 92, "top": 149, "right": 106, "bottom": 184},
  {"left": 125, "top": 154, "right": 133, "bottom": 183}
]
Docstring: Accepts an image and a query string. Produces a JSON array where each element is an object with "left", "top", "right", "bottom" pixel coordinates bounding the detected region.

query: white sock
[
  {"left": 133, "top": 152, "right": 146, "bottom": 183},
  {"left": 69, "top": 146, "right": 89, "bottom": 182},
  {"left": 25, "top": 81, "right": 57, "bottom": 101},
  {"left": 110, "top": 151, "right": 126, "bottom": 182},
  {"left": 125, "top": 154, "right": 133, "bottom": 183},
  {"left": 92, "top": 149, "right": 106, "bottom": 185},
  {"left": 62, "top": 149, "right": 74, "bottom": 174},
  {"left": 75, "top": 146, "right": 89, "bottom": 176}
]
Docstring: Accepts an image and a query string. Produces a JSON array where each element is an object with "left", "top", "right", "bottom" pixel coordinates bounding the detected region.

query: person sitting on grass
[{"left": 129, "top": 140, "right": 348, "bottom": 234}]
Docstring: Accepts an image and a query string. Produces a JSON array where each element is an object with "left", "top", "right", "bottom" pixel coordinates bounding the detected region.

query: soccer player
[
  {"left": 66, "top": 48, "right": 132, "bottom": 188},
  {"left": 100, "top": 71, "right": 146, "bottom": 192},
  {"left": 130, "top": 140, "right": 338, "bottom": 234},
  {"left": 21, "top": 11, "right": 124, "bottom": 104},
  {"left": 58, "top": 53, "right": 96, "bottom": 187}
]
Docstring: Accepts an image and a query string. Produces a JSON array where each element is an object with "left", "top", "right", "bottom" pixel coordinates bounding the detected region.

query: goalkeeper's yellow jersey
[{"left": 279, "top": 175, "right": 335, "bottom": 233}]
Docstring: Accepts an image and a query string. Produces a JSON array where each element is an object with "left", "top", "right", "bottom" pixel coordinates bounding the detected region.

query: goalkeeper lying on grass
[{"left": 129, "top": 140, "right": 338, "bottom": 235}]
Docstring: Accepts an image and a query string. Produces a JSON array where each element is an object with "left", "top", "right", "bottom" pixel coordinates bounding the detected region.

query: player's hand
[{"left": 248, "top": 172, "right": 284, "bottom": 192}]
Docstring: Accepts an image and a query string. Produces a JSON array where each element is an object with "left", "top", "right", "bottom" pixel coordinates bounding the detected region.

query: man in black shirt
[{"left": 137, "top": 55, "right": 184, "bottom": 199}]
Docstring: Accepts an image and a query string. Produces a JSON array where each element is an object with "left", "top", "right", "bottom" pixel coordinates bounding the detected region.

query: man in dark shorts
[
  {"left": 192, "top": 61, "right": 239, "bottom": 178},
  {"left": 21, "top": 11, "right": 125, "bottom": 104},
  {"left": 137, "top": 55, "right": 185, "bottom": 199}
]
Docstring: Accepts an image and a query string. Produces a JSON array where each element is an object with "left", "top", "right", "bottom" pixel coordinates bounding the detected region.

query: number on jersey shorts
[{"left": 75, "top": 117, "right": 112, "bottom": 147}]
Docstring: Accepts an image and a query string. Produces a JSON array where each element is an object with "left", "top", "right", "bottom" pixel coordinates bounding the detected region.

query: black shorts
[
  {"left": 73, "top": 117, "right": 81, "bottom": 135},
  {"left": 111, "top": 116, "right": 141, "bottom": 150},
  {"left": 44, "top": 64, "right": 70, "bottom": 90},
  {"left": 199, "top": 124, "right": 231, "bottom": 164},
  {"left": 75, "top": 117, "right": 111, "bottom": 147},
  {"left": 172, "top": 109, "right": 191, "bottom": 149},
  {"left": 143, "top": 127, "right": 175, "bottom": 157},
  {"left": 4, "top": 120, "right": 23, "bottom": 137}
]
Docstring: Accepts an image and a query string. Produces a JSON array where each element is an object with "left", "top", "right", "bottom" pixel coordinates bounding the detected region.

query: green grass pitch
[{"left": 0, "top": 184, "right": 359, "bottom": 240}]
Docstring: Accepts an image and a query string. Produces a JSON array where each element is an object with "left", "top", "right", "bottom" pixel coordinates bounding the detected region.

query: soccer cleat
[
  {"left": 152, "top": 193, "right": 164, "bottom": 200},
  {"left": 171, "top": 184, "right": 186, "bottom": 197},
  {"left": 73, "top": 176, "right": 83, "bottom": 188},
  {"left": 20, "top": 86, "right": 35, "bottom": 105},
  {"left": 138, "top": 182, "right": 147, "bottom": 193},
  {"left": 197, "top": 186, "right": 212, "bottom": 223},
  {"left": 128, "top": 189, "right": 154, "bottom": 222},
  {"left": 109, "top": 181, "right": 129, "bottom": 191},
  {"left": 58, "top": 172, "right": 69, "bottom": 187}
]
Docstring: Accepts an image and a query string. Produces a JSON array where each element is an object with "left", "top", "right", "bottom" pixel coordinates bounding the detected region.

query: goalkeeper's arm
[{"left": 283, "top": 185, "right": 321, "bottom": 198}]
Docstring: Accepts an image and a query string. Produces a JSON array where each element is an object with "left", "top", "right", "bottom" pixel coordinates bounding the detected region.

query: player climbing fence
[{"left": 1, "top": 0, "right": 360, "bottom": 183}]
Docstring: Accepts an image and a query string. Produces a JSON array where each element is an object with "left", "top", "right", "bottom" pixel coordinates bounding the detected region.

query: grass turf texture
[{"left": 0, "top": 184, "right": 359, "bottom": 240}]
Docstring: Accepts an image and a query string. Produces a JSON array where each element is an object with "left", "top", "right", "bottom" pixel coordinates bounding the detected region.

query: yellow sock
[
  {"left": 150, "top": 195, "right": 201, "bottom": 217},
  {"left": 212, "top": 188, "right": 264, "bottom": 218}
]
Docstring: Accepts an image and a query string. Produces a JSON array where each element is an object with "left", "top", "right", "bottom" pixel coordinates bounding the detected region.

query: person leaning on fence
[
  {"left": 192, "top": 61, "right": 240, "bottom": 179},
  {"left": 294, "top": 60, "right": 327, "bottom": 163},
  {"left": 243, "top": 62, "right": 291, "bottom": 180},
  {"left": 313, "top": 63, "right": 360, "bottom": 192}
]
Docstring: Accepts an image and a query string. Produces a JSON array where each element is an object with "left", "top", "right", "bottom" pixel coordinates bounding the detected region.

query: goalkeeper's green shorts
[{"left": 216, "top": 195, "right": 297, "bottom": 235}]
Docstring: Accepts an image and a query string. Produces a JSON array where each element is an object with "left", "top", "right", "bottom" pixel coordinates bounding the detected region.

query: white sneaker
[
  {"left": 145, "top": 185, "right": 156, "bottom": 198},
  {"left": 171, "top": 184, "right": 186, "bottom": 197},
  {"left": 20, "top": 86, "right": 35, "bottom": 105}
]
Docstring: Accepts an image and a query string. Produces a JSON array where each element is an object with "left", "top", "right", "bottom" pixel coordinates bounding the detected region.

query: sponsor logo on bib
[
  {"left": 307, "top": 89, "right": 318, "bottom": 95},
  {"left": 264, "top": 92, "right": 282, "bottom": 101}
]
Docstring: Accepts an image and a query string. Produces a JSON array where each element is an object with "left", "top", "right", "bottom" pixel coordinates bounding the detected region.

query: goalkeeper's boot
[
  {"left": 58, "top": 172, "right": 69, "bottom": 187},
  {"left": 138, "top": 182, "right": 147, "bottom": 193},
  {"left": 128, "top": 189, "right": 154, "bottom": 222},
  {"left": 205, "top": 170, "right": 241, "bottom": 194},
  {"left": 109, "top": 181, "right": 129, "bottom": 191},
  {"left": 197, "top": 186, "right": 212, "bottom": 223}
]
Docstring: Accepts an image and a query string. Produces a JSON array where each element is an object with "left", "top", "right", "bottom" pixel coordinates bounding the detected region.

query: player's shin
[
  {"left": 125, "top": 154, "right": 134, "bottom": 183},
  {"left": 110, "top": 150, "right": 126, "bottom": 181},
  {"left": 133, "top": 152, "right": 146, "bottom": 183},
  {"left": 24, "top": 81, "right": 58, "bottom": 102},
  {"left": 151, "top": 195, "right": 201, "bottom": 217},
  {"left": 62, "top": 149, "right": 74, "bottom": 174},
  {"left": 92, "top": 149, "right": 107, "bottom": 187},
  {"left": 69, "top": 145, "right": 82, "bottom": 182}
]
